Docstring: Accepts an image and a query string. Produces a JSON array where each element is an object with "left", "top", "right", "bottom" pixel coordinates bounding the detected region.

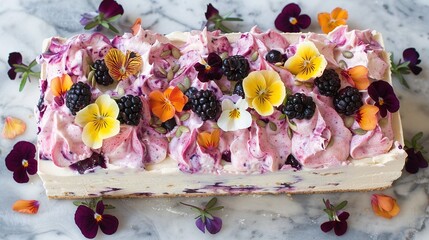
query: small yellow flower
[
  {"left": 243, "top": 70, "right": 286, "bottom": 116},
  {"left": 284, "top": 41, "right": 327, "bottom": 81},
  {"left": 75, "top": 94, "right": 120, "bottom": 149}
]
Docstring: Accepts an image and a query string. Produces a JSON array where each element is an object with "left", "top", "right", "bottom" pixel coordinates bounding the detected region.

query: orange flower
[
  {"left": 356, "top": 105, "right": 379, "bottom": 131},
  {"left": 197, "top": 129, "right": 220, "bottom": 149},
  {"left": 12, "top": 200, "right": 40, "bottom": 214},
  {"left": 131, "top": 18, "right": 142, "bottom": 36},
  {"left": 318, "top": 7, "right": 348, "bottom": 34},
  {"left": 51, "top": 73, "right": 73, "bottom": 97},
  {"left": 149, "top": 86, "right": 188, "bottom": 122},
  {"left": 341, "top": 66, "right": 370, "bottom": 90},
  {"left": 371, "top": 194, "right": 400, "bottom": 219},
  {"left": 104, "top": 48, "right": 142, "bottom": 81},
  {"left": 2, "top": 116, "right": 26, "bottom": 139}
]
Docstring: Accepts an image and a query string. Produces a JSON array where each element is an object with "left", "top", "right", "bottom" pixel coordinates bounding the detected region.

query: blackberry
[
  {"left": 282, "top": 93, "right": 316, "bottom": 120},
  {"left": 161, "top": 117, "right": 177, "bottom": 132},
  {"left": 333, "top": 87, "right": 363, "bottom": 116},
  {"left": 285, "top": 154, "right": 302, "bottom": 170},
  {"left": 222, "top": 55, "right": 250, "bottom": 81},
  {"left": 233, "top": 81, "right": 245, "bottom": 98},
  {"left": 183, "top": 87, "right": 198, "bottom": 111},
  {"left": 65, "top": 82, "right": 91, "bottom": 115},
  {"left": 265, "top": 50, "right": 286, "bottom": 64},
  {"left": 314, "top": 69, "right": 341, "bottom": 97},
  {"left": 189, "top": 89, "right": 220, "bottom": 121},
  {"left": 69, "top": 152, "right": 106, "bottom": 174},
  {"left": 93, "top": 59, "right": 114, "bottom": 86},
  {"left": 116, "top": 95, "right": 143, "bottom": 125}
]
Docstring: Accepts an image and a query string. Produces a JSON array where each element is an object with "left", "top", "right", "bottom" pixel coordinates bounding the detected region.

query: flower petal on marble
[
  {"left": 12, "top": 200, "right": 40, "bottom": 214},
  {"left": 2, "top": 116, "right": 26, "bottom": 139}
]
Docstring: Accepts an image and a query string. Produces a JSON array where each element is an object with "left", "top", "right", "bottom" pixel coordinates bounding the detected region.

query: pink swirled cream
[{"left": 36, "top": 25, "right": 406, "bottom": 198}]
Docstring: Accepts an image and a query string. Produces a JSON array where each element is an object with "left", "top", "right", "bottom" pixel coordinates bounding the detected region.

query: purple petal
[
  {"left": 405, "top": 158, "right": 419, "bottom": 173},
  {"left": 207, "top": 53, "right": 222, "bottom": 67},
  {"left": 80, "top": 12, "right": 98, "bottom": 26},
  {"left": 334, "top": 220, "right": 348, "bottom": 236},
  {"left": 274, "top": 12, "right": 293, "bottom": 32},
  {"left": 197, "top": 72, "right": 210, "bottom": 83},
  {"left": 96, "top": 200, "right": 105, "bottom": 214},
  {"left": 338, "top": 211, "right": 350, "bottom": 221},
  {"left": 26, "top": 158, "right": 38, "bottom": 175},
  {"left": 98, "top": 0, "right": 124, "bottom": 19},
  {"left": 99, "top": 214, "right": 119, "bottom": 235},
  {"left": 195, "top": 217, "right": 205, "bottom": 233},
  {"left": 378, "top": 106, "right": 388, "bottom": 118},
  {"left": 205, "top": 216, "right": 222, "bottom": 234},
  {"left": 194, "top": 62, "right": 206, "bottom": 72},
  {"left": 403, "top": 48, "right": 420, "bottom": 65},
  {"left": 297, "top": 14, "right": 311, "bottom": 29},
  {"left": 75, "top": 205, "right": 99, "bottom": 239},
  {"left": 281, "top": 3, "right": 301, "bottom": 16},
  {"left": 8, "top": 52, "right": 22, "bottom": 66},
  {"left": 5, "top": 150, "right": 22, "bottom": 172},
  {"left": 8, "top": 68, "right": 17, "bottom": 80},
  {"left": 409, "top": 65, "right": 423, "bottom": 75},
  {"left": 416, "top": 151, "right": 428, "bottom": 168},
  {"left": 384, "top": 95, "right": 400, "bottom": 113},
  {"left": 205, "top": 4, "right": 219, "bottom": 20},
  {"left": 13, "top": 167, "right": 29, "bottom": 183},
  {"left": 320, "top": 221, "right": 335, "bottom": 233}
]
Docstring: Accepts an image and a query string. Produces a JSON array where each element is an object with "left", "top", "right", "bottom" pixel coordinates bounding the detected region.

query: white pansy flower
[{"left": 217, "top": 98, "right": 252, "bottom": 132}]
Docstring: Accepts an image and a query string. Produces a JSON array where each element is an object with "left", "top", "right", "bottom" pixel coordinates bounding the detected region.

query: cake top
[{"left": 36, "top": 24, "right": 400, "bottom": 174}]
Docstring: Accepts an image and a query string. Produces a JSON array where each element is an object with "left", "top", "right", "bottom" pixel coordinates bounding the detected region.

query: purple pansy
[
  {"left": 194, "top": 53, "right": 223, "bottom": 82},
  {"left": 196, "top": 215, "right": 222, "bottom": 234},
  {"left": 80, "top": 0, "right": 124, "bottom": 33},
  {"left": 98, "top": 0, "right": 124, "bottom": 18},
  {"left": 275, "top": 3, "right": 311, "bottom": 33},
  {"left": 204, "top": 4, "right": 242, "bottom": 33},
  {"left": 368, "top": 80, "right": 400, "bottom": 118},
  {"left": 5, "top": 141, "right": 37, "bottom": 183},
  {"left": 7, "top": 52, "right": 23, "bottom": 80},
  {"left": 320, "top": 211, "right": 350, "bottom": 236},
  {"left": 405, "top": 148, "right": 428, "bottom": 174},
  {"left": 74, "top": 200, "right": 119, "bottom": 239},
  {"left": 205, "top": 3, "right": 219, "bottom": 21},
  {"left": 403, "top": 48, "right": 422, "bottom": 75}
]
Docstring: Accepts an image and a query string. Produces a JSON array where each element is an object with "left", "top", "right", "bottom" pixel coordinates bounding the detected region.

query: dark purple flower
[
  {"left": 321, "top": 211, "right": 349, "bottom": 236},
  {"left": 75, "top": 200, "right": 119, "bottom": 239},
  {"left": 181, "top": 197, "right": 224, "bottom": 234},
  {"left": 194, "top": 53, "right": 223, "bottom": 82},
  {"left": 8, "top": 52, "right": 23, "bottom": 80},
  {"left": 275, "top": 3, "right": 311, "bottom": 33},
  {"left": 205, "top": 3, "right": 220, "bottom": 21},
  {"left": 5, "top": 141, "right": 37, "bottom": 183},
  {"left": 368, "top": 80, "right": 400, "bottom": 118},
  {"left": 405, "top": 148, "right": 428, "bottom": 174},
  {"left": 403, "top": 48, "right": 422, "bottom": 75},
  {"left": 98, "top": 0, "right": 124, "bottom": 19}
]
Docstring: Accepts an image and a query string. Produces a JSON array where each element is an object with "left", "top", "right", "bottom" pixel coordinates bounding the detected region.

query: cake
[{"left": 35, "top": 25, "right": 407, "bottom": 199}]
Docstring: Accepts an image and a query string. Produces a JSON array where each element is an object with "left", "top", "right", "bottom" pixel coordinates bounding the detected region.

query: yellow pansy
[
  {"left": 284, "top": 41, "right": 327, "bottom": 81},
  {"left": 75, "top": 94, "right": 120, "bottom": 149},
  {"left": 242, "top": 70, "right": 286, "bottom": 116}
]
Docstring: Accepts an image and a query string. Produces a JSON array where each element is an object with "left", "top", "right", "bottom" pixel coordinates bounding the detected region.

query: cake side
[{"left": 36, "top": 26, "right": 406, "bottom": 198}]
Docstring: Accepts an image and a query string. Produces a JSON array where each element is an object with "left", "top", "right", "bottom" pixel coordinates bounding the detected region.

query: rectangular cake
[{"left": 36, "top": 25, "right": 406, "bottom": 199}]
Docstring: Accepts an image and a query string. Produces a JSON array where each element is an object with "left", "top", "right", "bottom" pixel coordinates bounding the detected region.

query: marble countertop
[{"left": 1, "top": 0, "right": 428, "bottom": 239}]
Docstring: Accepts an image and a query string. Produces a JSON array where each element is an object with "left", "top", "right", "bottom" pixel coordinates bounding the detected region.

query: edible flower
[
  {"left": 2, "top": 116, "right": 26, "bottom": 139},
  {"left": 341, "top": 65, "right": 370, "bottom": 90},
  {"left": 194, "top": 53, "right": 223, "bottom": 82},
  {"left": 391, "top": 48, "right": 422, "bottom": 88},
  {"left": 197, "top": 129, "right": 220, "bottom": 150},
  {"left": 74, "top": 198, "right": 119, "bottom": 239},
  {"left": 275, "top": 3, "right": 311, "bottom": 33},
  {"left": 404, "top": 132, "right": 428, "bottom": 174},
  {"left": 5, "top": 141, "right": 37, "bottom": 183},
  {"left": 104, "top": 48, "right": 143, "bottom": 81},
  {"left": 204, "top": 4, "right": 242, "bottom": 33},
  {"left": 75, "top": 94, "right": 120, "bottom": 149},
  {"left": 7, "top": 52, "right": 40, "bottom": 91},
  {"left": 367, "top": 80, "right": 400, "bottom": 118},
  {"left": 243, "top": 70, "right": 286, "bottom": 116},
  {"left": 51, "top": 73, "right": 73, "bottom": 97},
  {"left": 131, "top": 18, "right": 142, "bottom": 36},
  {"left": 80, "top": 0, "right": 124, "bottom": 33},
  {"left": 317, "top": 7, "right": 348, "bottom": 34},
  {"left": 371, "top": 194, "right": 400, "bottom": 219},
  {"left": 356, "top": 105, "right": 379, "bottom": 131},
  {"left": 320, "top": 199, "right": 349, "bottom": 236},
  {"left": 149, "top": 86, "right": 188, "bottom": 122},
  {"left": 217, "top": 98, "right": 252, "bottom": 132},
  {"left": 284, "top": 41, "right": 327, "bottom": 81},
  {"left": 12, "top": 200, "right": 40, "bottom": 214},
  {"left": 181, "top": 197, "right": 224, "bottom": 234}
]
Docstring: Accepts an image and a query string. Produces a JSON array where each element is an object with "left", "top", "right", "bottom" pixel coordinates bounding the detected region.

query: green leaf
[
  {"left": 19, "top": 72, "right": 28, "bottom": 92},
  {"left": 205, "top": 197, "right": 217, "bottom": 210},
  {"left": 84, "top": 21, "right": 100, "bottom": 30},
  {"left": 107, "top": 23, "right": 120, "bottom": 34},
  {"left": 106, "top": 14, "right": 122, "bottom": 23},
  {"left": 208, "top": 206, "right": 224, "bottom": 211},
  {"left": 104, "top": 204, "right": 115, "bottom": 209},
  {"left": 411, "top": 132, "right": 423, "bottom": 147},
  {"left": 73, "top": 201, "right": 83, "bottom": 206},
  {"left": 334, "top": 200, "right": 348, "bottom": 211},
  {"left": 100, "top": 21, "right": 110, "bottom": 29},
  {"left": 404, "top": 139, "right": 413, "bottom": 149},
  {"left": 28, "top": 59, "right": 38, "bottom": 68}
]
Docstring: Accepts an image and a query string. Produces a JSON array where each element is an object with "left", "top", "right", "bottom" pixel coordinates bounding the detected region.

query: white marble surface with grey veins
[{"left": 1, "top": 0, "right": 429, "bottom": 239}]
